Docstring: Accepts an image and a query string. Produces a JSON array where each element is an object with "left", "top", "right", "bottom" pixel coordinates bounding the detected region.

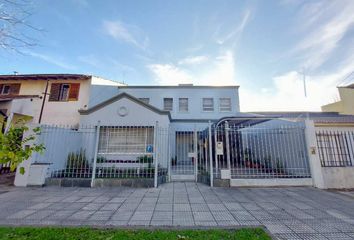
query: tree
[
  {"left": 0, "top": 121, "right": 45, "bottom": 174},
  {"left": 0, "top": 0, "right": 41, "bottom": 52}
]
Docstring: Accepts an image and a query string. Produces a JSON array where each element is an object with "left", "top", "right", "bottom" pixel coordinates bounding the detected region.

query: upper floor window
[
  {"left": 49, "top": 83, "right": 80, "bottom": 102},
  {"left": 179, "top": 98, "right": 188, "bottom": 112},
  {"left": 139, "top": 98, "right": 150, "bottom": 104},
  {"left": 202, "top": 98, "right": 214, "bottom": 112},
  {"left": 0, "top": 83, "right": 20, "bottom": 95},
  {"left": 219, "top": 98, "right": 231, "bottom": 112},
  {"left": 163, "top": 98, "right": 173, "bottom": 111}
]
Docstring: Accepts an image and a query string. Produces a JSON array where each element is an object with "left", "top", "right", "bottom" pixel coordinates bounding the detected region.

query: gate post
[
  {"left": 91, "top": 121, "right": 101, "bottom": 188},
  {"left": 225, "top": 121, "right": 231, "bottom": 174},
  {"left": 153, "top": 121, "right": 159, "bottom": 188},
  {"left": 304, "top": 120, "right": 325, "bottom": 188},
  {"left": 208, "top": 121, "right": 214, "bottom": 187},
  {"left": 194, "top": 126, "right": 198, "bottom": 182}
]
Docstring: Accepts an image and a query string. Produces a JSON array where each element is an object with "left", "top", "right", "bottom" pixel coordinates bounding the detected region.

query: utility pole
[
  {"left": 38, "top": 80, "right": 50, "bottom": 124},
  {"left": 302, "top": 70, "right": 310, "bottom": 120}
]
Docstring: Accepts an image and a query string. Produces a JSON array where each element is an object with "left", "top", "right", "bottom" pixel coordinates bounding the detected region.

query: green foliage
[
  {"left": 0, "top": 227, "right": 271, "bottom": 240},
  {"left": 96, "top": 156, "right": 106, "bottom": 163},
  {"left": 66, "top": 148, "right": 89, "bottom": 169},
  {"left": 137, "top": 154, "right": 153, "bottom": 164},
  {"left": 0, "top": 122, "right": 45, "bottom": 173}
]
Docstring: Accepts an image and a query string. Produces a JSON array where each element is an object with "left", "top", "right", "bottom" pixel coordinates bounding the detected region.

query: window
[
  {"left": 179, "top": 98, "right": 188, "bottom": 112},
  {"left": 163, "top": 98, "right": 173, "bottom": 111},
  {"left": 219, "top": 98, "right": 231, "bottom": 112},
  {"left": 139, "top": 98, "right": 150, "bottom": 104},
  {"left": 98, "top": 127, "right": 154, "bottom": 154},
  {"left": 0, "top": 83, "right": 20, "bottom": 95},
  {"left": 49, "top": 83, "right": 80, "bottom": 101},
  {"left": 202, "top": 98, "right": 214, "bottom": 111},
  {"left": 59, "top": 84, "right": 70, "bottom": 101},
  {"left": 1, "top": 85, "right": 10, "bottom": 95}
]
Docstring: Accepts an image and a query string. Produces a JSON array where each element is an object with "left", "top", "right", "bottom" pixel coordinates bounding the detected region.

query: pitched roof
[
  {"left": 250, "top": 111, "right": 354, "bottom": 124},
  {"left": 79, "top": 92, "right": 171, "bottom": 119},
  {"left": 0, "top": 74, "right": 91, "bottom": 81}
]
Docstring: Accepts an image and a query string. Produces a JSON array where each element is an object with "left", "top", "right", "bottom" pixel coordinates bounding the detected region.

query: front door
[{"left": 171, "top": 131, "right": 195, "bottom": 180}]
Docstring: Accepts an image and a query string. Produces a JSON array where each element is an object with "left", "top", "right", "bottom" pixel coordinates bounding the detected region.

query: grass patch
[{"left": 0, "top": 227, "right": 271, "bottom": 240}]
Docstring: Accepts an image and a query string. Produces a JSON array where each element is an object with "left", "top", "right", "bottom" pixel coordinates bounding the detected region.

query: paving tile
[
  {"left": 25, "top": 210, "right": 55, "bottom": 220},
  {"left": 264, "top": 223, "right": 294, "bottom": 234},
  {"left": 224, "top": 202, "right": 244, "bottom": 211},
  {"left": 88, "top": 211, "right": 113, "bottom": 221},
  {"left": 321, "top": 233, "right": 354, "bottom": 239},
  {"left": 100, "top": 203, "right": 121, "bottom": 211},
  {"left": 130, "top": 211, "right": 153, "bottom": 221},
  {"left": 82, "top": 203, "right": 104, "bottom": 211},
  {"left": 152, "top": 211, "right": 172, "bottom": 221},
  {"left": 77, "top": 197, "right": 97, "bottom": 203},
  {"left": 105, "top": 220, "right": 129, "bottom": 226},
  {"left": 193, "top": 211, "right": 214, "bottom": 222},
  {"left": 150, "top": 220, "right": 173, "bottom": 226},
  {"left": 68, "top": 210, "right": 95, "bottom": 220},
  {"left": 28, "top": 203, "right": 52, "bottom": 210},
  {"left": 207, "top": 204, "right": 227, "bottom": 211},
  {"left": 109, "top": 197, "right": 126, "bottom": 203},
  {"left": 191, "top": 203, "right": 209, "bottom": 212},
  {"left": 46, "top": 210, "right": 76, "bottom": 220},
  {"left": 155, "top": 203, "right": 172, "bottom": 211},
  {"left": 231, "top": 210, "right": 257, "bottom": 221},
  {"left": 173, "top": 204, "right": 191, "bottom": 212},
  {"left": 273, "top": 233, "right": 303, "bottom": 240},
  {"left": 111, "top": 211, "right": 134, "bottom": 220},
  {"left": 194, "top": 221, "right": 217, "bottom": 226},
  {"left": 7, "top": 210, "right": 37, "bottom": 219},
  {"left": 128, "top": 220, "right": 150, "bottom": 226},
  {"left": 212, "top": 211, "right": 235, "bottom": 221}
]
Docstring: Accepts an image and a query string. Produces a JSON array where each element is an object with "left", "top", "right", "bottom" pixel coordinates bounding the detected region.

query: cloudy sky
[{"left": 1, "top": 0, "right": 354, "bottom": 111}]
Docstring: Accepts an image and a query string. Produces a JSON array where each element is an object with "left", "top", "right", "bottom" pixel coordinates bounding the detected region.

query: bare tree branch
[{"left": 0, "top": 0, "right": 42, "bottom": 53}]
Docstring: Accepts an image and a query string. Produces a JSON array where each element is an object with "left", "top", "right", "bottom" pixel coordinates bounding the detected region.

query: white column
[
  {"left": 304, "top": 120, "right": 325, "bottom": 189},
  {"left": 14, "top": 123, "right": 38, "bottom": 187},
  {"left": 194, "top": 126, "right": 198, "bottom": 182},
  {"left": 208, "top": 121, "right": 214, "bottom": 187},
  {"left": 153, "top": 121, "right": 159, "bottom": 188},
  {"left": 91, "top": 121, "right": 101, "bottom": 187}
]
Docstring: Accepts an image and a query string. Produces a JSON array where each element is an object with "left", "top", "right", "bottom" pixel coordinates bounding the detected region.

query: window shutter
[
  {"left": 9, "top": 84, "right": 20, "bottom": 94},
  {"left": 68, "top": 83, "right": 80, "bottom": 101},
  {"left": 49, "top": 83, "right": 61, "bottom": 101}
]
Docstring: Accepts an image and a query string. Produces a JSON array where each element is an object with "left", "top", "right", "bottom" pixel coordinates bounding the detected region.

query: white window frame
[
  {"left": 219, "top": 98, "right": 232, "bottom": 112},
  {"left": 163, "top": 98, "right": 173, "bottom": 111},
  {"left": 202, "top": 98, "right": 214, "bottom": 112},
  {"left": 179, "top": 98, "right": 189, "bottom": 112}
]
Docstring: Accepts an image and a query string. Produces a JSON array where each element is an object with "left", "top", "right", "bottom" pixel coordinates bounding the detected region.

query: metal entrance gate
[{"left": 212, "top": 121, "right": 312, "bottom": 181}]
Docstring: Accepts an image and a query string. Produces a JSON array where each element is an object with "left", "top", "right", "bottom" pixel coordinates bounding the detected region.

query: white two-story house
[{"left": 78, "top": 84, "right": 240, "bottom": 179}]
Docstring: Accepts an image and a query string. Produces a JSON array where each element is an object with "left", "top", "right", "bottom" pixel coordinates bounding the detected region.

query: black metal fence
[{"left": 316, "top": 130, "right": 354, "bottom": 167}]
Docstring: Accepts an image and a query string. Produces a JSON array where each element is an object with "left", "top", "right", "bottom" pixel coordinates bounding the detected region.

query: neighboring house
[
  {"left": 322, "top": 83, "right": 354, "bottom": 115},
  {"left": 250, "top": 111, "right": 354, "bottom": 130},
  {"left": 0, "top": 74, "right": 123, "bottom": 126}
]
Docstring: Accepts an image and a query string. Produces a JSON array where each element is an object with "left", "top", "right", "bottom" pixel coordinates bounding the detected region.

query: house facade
[
  {"left": 78, "top": 85, "right": 240, "bottom": 181},
  {"left": 321, "top": 83, "right": 354, "bottom": 115},
  {"left": 0, "top": 74, "right": 123, "bottom": 126}
]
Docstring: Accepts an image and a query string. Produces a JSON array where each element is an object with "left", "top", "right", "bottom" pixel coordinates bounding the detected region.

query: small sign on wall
[
  {"left": 216, "top": 142, "right": 223, "bottom": 155},
  {"left": 310, "top": 147, "right": 316, "bottom": 155}
]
